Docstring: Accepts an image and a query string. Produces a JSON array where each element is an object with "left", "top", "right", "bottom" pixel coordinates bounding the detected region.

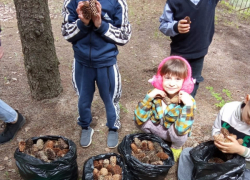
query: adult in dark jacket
[{"left": 61, "top": 0, "right": 131, "bottom": 148}]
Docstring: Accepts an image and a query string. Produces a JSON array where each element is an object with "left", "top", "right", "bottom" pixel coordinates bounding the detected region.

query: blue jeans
[
  {"left": 178, "top": 148, "right": 250, "bottom": 180},
  {"left": 0, "top": 99, "right": 17, "bottom": 123}
]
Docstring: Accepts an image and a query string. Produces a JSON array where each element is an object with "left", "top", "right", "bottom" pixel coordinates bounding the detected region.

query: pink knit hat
[{"left": 148, "top": 56, "right": 194, "bottom": 94}]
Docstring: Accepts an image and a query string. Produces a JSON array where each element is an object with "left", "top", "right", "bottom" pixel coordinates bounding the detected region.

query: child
[
  {"left": 134, "top": 56, "right": 196, "bottom": 161},
  {"left": 178, "top": 94, "right": 250, "bottom": 180},
  {"left": 159, "top": 0, "right": 220, "bottom": 98},
  {"left": 61, "top": 0, "right": 131, "bottom": 148}
]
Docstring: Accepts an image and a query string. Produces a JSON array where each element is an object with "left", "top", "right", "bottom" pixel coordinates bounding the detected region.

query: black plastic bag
[
  {"left": 14, "top": 135, "right": 78, "bottom": 180},
  {"left": 82, "top": 153, "right": 133, "bottom": 180},
  {"left": 190, "top": 141, "right": 245, "bottom": 180},
  {"left": 118, "top": 133, "right": 175, "bottom": 180}
]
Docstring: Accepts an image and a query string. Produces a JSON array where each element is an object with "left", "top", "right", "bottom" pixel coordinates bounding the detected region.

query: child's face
[
  {"left": 162, "top": 74, "right": 184, "bottom": 97},
  {"left": 242, "top": 97, "right": 250, "bottom": 125}
]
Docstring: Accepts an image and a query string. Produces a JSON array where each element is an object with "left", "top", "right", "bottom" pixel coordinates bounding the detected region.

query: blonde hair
[{"left": 159, "top": 59, "right": 188, "bottom": 79}]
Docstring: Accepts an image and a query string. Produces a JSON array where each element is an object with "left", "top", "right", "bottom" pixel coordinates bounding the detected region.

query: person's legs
[
  {"left": 167, "top": 124, "right": 188, "bottom": 161},
  {"left": 243, "top": 168, "right": 250, "bottom": 180},
  {"left": 96, "top": 64, "right": 122, "bottom": 148},
  {"left": 73, "top": 60, "right": 95, "bottom": 147},
  {"left": 97, "top": 64, "right": 122, "bottom": 130},
  {"left": 0, "top": 100, "right": 25, "bottom": 144},
  {"left": 73, "top": 60, "right": 96, "bottom": 128},
  {"left": 137, "top": 120, "right": 169, "bottom": 140},
  {"left": 167, "top": 124, "right": 188, "bottom": 149},
  {"left": 178, "top": 147, "right": 193, "bottom": 180},
  {"left": 0, "top": 99, "right": 17, "bottom": 123},
  {"left": 187, "top": 56, "right": 205, "bottom": 98}
]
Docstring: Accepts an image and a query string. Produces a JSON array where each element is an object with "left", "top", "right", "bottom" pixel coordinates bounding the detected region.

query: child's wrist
[{"left": 238, "top": 146, "right": 247, "bottom": 156}]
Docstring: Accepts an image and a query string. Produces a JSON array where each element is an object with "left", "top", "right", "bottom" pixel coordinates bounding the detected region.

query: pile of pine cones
[
  {"left": 81, "top": 0, "right": 98, "bottom": 20},
  {"left": 130, "top": 137, "right": 169, "bottom": 165},
  {"left": 208, "top": 157, "right": 224, "bottom": 163},
  {"left": 18, "top": 138, "right": 69, "bottom": 162},
  {"left": 213, "top": 128, "right": 243, "bottom": 145},
  {"left": 93, "top": 156, "right": 122, "bottom": 180}
]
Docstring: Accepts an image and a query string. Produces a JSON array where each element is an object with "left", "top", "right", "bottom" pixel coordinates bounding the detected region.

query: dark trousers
[
  {"left": 187, "top": 56, "right": 205, "bottom": 98},
  {"left": 72, "top": 60, "right": 122, "bottom": 129}
]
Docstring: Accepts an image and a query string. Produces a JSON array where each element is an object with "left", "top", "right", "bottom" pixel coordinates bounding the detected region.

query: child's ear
[{"left": 245, "top": 94, "right": 250, "bottom": 103}]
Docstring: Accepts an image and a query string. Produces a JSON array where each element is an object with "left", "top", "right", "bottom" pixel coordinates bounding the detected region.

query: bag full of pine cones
[
  {"left": 190, "top": 141, "right": 245, "bottom": 180},
  {"left": 14, "top": 135, "right": 78, "bottom": 180},
  {"left": 118, "top": 133, "right": 175, "bottom": 180},
  {"left": 82, "top": 153, "right": 133, "bottom": 180}
]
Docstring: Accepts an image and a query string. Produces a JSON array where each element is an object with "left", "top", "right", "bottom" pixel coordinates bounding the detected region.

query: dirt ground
[{"left": 0, "top": 0, "right": 249, "bottom": 179}]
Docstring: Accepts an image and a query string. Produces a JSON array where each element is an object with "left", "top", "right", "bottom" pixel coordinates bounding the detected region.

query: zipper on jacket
[{"left": 89, "top": 31, "right": 92, "bottom": 67}]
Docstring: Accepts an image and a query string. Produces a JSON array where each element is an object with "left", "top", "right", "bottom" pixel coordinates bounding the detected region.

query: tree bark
[{"left": 13, "top": 0, "right": 63, "bottom": 100}]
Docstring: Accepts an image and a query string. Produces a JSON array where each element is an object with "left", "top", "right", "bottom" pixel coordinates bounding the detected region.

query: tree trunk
[{"left": 13, "top": 0, "right": 63, "bottom": 100}]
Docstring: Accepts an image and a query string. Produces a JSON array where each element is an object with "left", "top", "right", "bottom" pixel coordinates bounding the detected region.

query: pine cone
[
  {"left": 131, "top": 143, "right": 139, "bottom": 154},
  {"left": 113, "top": 174, "right": 122, "bottom": 180},
  {"left": 110, "top": 156, "right": 117, "bottom": 166},
  {"left": 36, "top": 139, "right": 44, "bottom": 150},
  {"left": 134, "top": 137, "right": 142, "bottom": 148},
  {"left": 37, "top": 151, "right": 49, "bottom": 162},
  {"left": 99, "top": 168, "right": 108, "bottom": 176},
  {"left": 141, "top": 140, "right": 148, "bottom": 151},
  {"left": 93, "top": 168, "right": 99, "bottom": 180},
  {"left": 44, "top": 140, "right": 54, "bottom": 149},
  {"left": 151, "top": 161, "right": 163, "bottom": 165},
  {"left": 147, "top": 141, "right": 154, "bottom": 151},
  {"left": 208, "top": 157, "right": 224, "bottom": 163},
  {"left": 45, "top": 148, "right": 56, "bottom": 160},
  {"left": 184, "top": 16, "right": 191, "bottom": 24},
  {"left": 58, "top": 138, "right": 69, "bottom": 149},
  {"left": 221, "top": 128, "right": 230, "bottom": 137},
  {"left": 57, "top": 149, "right": 69, "bottom": 157},
  {"left": 213, "top": 133, "right": 225, "bottom": 142},
  {"left": 103, "top": 159, "right": 109, "bottom": 168},
  {"left": 94, "top": 160, "right": 103, "bottom": 170},
  {"left": 153, "top": 142, "right": 163, "bottom": 153},
  {"left": 237, "top": 138, "right": 243, "bottom": 145},
  {"left": 26, "top": 138, "right": 34, "bottom": 149},
  {"left": 31, "top": 144, "right": 39, "bottom": 156},
  {"left": 89, "top": 0, "right": 97, "bottom": 16},
  {"left": 81, "top": 1, "right": 91, "bottom": 20},
  {"left": 156, "top": 152, "right": 169, "bottom": 160},
  {"left": 229, "top": 134, "right": 237, "bottom": 140},
  {"left": 19, "top": 141, "right": 26, "bottom": 152}
]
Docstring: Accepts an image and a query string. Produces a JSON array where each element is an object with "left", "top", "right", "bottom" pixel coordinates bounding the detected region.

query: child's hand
[
  {"left": 148, "top": 88, "right": 166, "bottom": 99},
  {"left": 179, "top": 91, "right": 192, "bottom": 106},
  {"left": 178, "top": 20, "right": 190, "bottom": 34},
  {"left": 214, "top": 136, "right": 245, "bottom": 155},
  {"left": 91, "top": 1, "right": 102, "bottom": 28},
  {"left": 76, "top": 1, "right": 91, "bottom": 26}
]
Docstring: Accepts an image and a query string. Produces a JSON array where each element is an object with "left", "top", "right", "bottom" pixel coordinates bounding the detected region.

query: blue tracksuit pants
[{"left": 72, "top": 59, "right": 122, "bottom": 130}]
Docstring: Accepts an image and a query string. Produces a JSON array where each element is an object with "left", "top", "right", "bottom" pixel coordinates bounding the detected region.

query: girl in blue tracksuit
[{"left": 61, "top": 0, "right": 131, "bottom": 148}]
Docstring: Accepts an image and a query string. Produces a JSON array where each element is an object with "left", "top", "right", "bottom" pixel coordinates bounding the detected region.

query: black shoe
[{"left": 0, "top": 111, "right": 26, "bottom": 144}]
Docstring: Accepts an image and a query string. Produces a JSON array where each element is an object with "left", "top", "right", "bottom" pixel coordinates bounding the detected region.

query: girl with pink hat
[{"left": 134, "top": 56, "right": 196, "bottom": 161}]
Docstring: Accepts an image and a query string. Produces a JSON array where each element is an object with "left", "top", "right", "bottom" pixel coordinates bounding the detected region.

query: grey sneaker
[
  {"left": 107, "top": 131, "right": 118, "bottom": 148},
  {"left": 80, "top": 127, "right": 94, "bottom": 147}
]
